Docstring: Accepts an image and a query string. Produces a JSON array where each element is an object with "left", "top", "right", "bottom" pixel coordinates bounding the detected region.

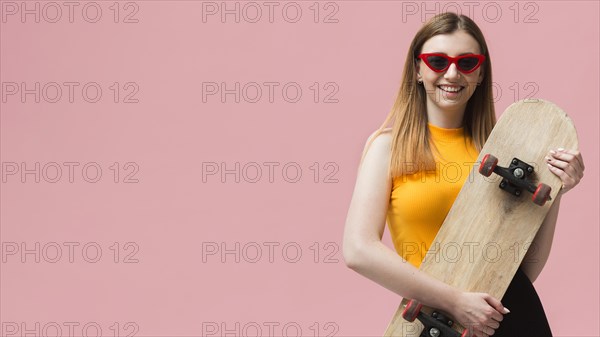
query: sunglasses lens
[
  {"left": 457, "top": 57, "right": 480, "bottom": 71},
  {"left": 426, "top": 55, "right": 449, "bottom": 70}
]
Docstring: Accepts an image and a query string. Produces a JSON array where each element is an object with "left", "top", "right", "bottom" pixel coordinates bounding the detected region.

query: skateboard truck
[
  {"left": 402, "top": 300, "right": 466, "bottom": 337},
  {"left": 478, "top": 154, "right": 552, "bottom": 206}
]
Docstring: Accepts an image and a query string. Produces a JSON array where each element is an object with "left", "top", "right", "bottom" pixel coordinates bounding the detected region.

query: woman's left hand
[{"left": 545, "top": 148, "right": 585, "bottom": 195}]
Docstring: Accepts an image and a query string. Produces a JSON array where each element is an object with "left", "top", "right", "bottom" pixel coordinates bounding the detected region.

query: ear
[
  {"left": 415, "top": 59, "right": 422, "bottom": 80},
  {"left": 478, "top": 69, "right": 484, "bottom": 84}
]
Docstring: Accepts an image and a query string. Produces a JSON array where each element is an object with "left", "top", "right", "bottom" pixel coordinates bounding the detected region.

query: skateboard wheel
[
  {"left": 402, "top": 299, "right": 422, "bottom": 322},
  {"left": 532, "top": 183, "right": 552, "bottom": 206},
  {"left": 479, "top": 154, "right": 498, "bottom": 177}
]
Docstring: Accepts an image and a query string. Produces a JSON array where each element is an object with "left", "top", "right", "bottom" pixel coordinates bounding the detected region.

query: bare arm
[
  {"left": 521, "top": 148, "right": 585, "bottom": 282},
  {"left": 342, "top": 130, "right": 460, "bottom": 312},
  {"left": 521, "top": 193, "right": 561, "bottom": 283},
  {"left": 343, "top": 131, "right": 508, "bottom": 336}
]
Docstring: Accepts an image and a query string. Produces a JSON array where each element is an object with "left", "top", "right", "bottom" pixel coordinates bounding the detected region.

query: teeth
[{"left": 439, "top": 85, "right": 463, "bottom": 93}]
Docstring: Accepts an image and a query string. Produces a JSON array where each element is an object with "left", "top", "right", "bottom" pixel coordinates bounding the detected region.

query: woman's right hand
[{"left": 450, "top": 292, "right": 509, "bottom": 337}]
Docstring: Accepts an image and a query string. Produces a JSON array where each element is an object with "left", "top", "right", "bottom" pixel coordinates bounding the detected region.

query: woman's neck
[{"left": 426, "top": 102, "right": 466, "bottom": 129}]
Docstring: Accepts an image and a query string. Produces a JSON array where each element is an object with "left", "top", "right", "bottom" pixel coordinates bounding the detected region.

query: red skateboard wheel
[
  {"left": 532, "top": 183, "right": 552, "bottom": 206},
  {"left": 479, "top": 154, "right": 498, "bottom": 177},
  {"left": 401, "top": 299, "right": 422, "bottom": 322}
]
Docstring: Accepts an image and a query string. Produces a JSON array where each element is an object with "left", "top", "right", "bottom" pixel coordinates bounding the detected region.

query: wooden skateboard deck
[{"left": 383, "top": 99, "right": 578, "bottom": 337}]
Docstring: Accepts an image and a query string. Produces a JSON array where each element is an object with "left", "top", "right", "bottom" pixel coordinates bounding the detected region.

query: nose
[{"left": 444, "top": 62, "right": 460, "bottom": 80}]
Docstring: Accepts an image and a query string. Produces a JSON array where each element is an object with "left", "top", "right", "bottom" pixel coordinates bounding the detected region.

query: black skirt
[{"left": 495, "top": 268, "right": 553, "bottom": 337}]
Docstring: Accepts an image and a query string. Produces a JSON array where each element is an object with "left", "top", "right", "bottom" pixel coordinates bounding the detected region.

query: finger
[
  {"left": 546, "top": 158, "right": 579, "bottom": 180},
  {"left": 466, "top": 323, "right": 485, "bottom": 337},
  {"left": 555, "top": 148, "right": 585, "bottom": 169},
  {"left": 552, "top": 149, "right": 585, "bottom": 173},
  {"left": 546, "top": 164, "right": 576, "bottom": 188},
  {"left": 488, "top": 320, "right": 500, "bottom": 329},
  {"left": 546, "top": 159, "right": 581, "bottom": 186},
  {"left": 545, "top": 154, "right": 580, "bottom": 180},
  {"left": 483, "top": 326, "right": 495, "bottom": 336},
  {"left": 548, "top": 151, "right": 583, "bottom": 176},
  {"left": 483, "top": 295, "right": 507, "bottom": 321},
  {"left": 476, "top": 325, "right": 494, "bottom": 337},
  {"left": 472, "top": 327, "right": 485, "bottom": 337}
]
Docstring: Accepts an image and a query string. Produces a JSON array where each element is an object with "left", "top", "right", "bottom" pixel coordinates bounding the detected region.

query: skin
[
  {"left": 343, "top": 29, "right": 585, "bottom": 337},
  {"left": 416, "top": 30, "right": 484, "bottom": 128}
]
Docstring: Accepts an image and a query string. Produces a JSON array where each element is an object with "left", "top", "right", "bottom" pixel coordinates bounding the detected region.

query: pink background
[{"left": 1, "top": 1, "right": 598, "bottom": 336}]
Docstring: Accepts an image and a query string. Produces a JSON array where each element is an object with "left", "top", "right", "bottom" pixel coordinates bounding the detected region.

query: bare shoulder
[
  {"left": 363, "top": 127, "right": 393, "bottom": 156},
  {"left": 357, "top": 128, "right": 393, "bottom": 179}
]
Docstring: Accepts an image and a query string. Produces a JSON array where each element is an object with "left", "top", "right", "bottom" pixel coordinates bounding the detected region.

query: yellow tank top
[{"left": 386, "top": 123, "right": 479, "bottom": 268}]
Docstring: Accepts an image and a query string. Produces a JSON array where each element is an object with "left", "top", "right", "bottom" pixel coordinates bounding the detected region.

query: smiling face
[{"left": 416, "top": 30, "right": 485, "bottom": 126}]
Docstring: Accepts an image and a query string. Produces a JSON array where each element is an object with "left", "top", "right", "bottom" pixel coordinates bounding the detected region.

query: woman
[{"left": 342, "top": 12, "right": 584, "bottom": 337}]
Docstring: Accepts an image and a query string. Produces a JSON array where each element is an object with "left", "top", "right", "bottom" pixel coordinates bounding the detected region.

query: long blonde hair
[{"left": 362, "top": 13, "right": 496, "bottom": 179}]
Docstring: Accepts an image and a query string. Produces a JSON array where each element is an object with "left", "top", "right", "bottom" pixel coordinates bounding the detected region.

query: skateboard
[{"left": 383, "top": 99, "right": 579, "bottom": 337}]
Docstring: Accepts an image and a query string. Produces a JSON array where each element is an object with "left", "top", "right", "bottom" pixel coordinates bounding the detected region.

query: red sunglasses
[{"left": 417, "top": 53, "right": 486, "bottom": 74}]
